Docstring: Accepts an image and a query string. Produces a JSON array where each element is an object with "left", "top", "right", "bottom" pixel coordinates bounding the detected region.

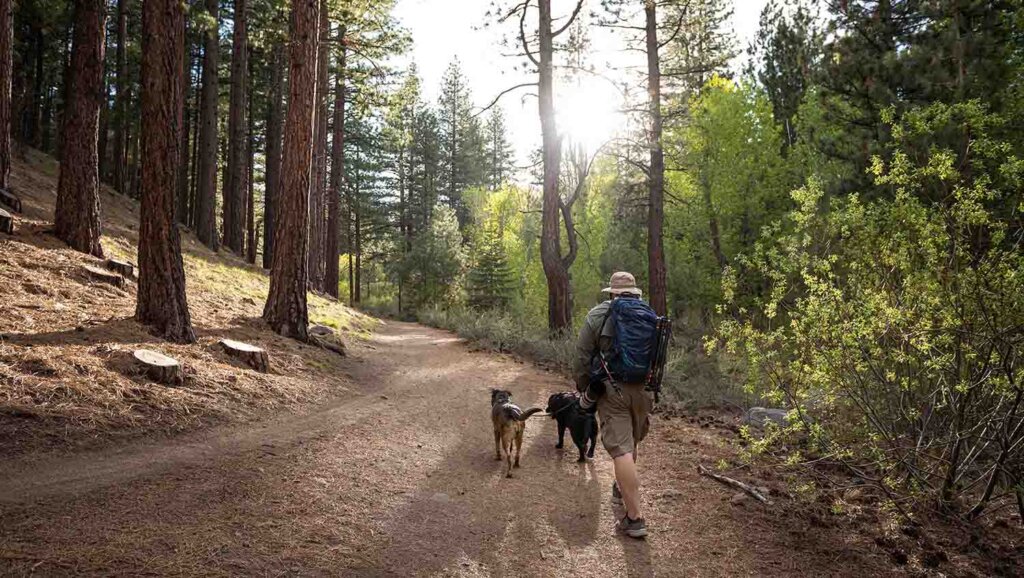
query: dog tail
[{"left": 517, "top": 407, "right": 543, "bottom": 422}]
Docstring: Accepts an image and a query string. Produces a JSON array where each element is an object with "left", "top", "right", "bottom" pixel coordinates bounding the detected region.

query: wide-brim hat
[{"left": 602, "top": 271, "right": 642, "bottom": 296}]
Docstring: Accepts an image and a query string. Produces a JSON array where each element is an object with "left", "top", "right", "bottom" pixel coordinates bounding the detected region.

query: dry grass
[{"left": 0, "top": 149, "right": 377, "bottom": 455}]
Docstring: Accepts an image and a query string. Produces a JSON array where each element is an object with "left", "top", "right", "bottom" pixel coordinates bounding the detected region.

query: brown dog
[{"left": 490, "top": 389, "right": 542, "bottom": 478}]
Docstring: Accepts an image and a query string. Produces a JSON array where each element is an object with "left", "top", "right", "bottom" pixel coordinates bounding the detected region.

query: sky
[{"left": 392, "top": 0, "right": 769, "bottom": 166}]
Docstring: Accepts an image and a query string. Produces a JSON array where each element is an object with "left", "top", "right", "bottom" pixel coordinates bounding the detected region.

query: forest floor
[{"left": 1, "top": 152, "right": 1021, "bottom": 577}]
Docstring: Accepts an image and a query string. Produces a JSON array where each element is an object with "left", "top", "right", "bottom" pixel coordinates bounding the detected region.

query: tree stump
[
  {"left": 0, "top": 208, "right": 12, "bottom": 235},
  {"left": 0, "top": 188, "right": 21, "bottom": 213},
  {"left": 220, "top": 338, "right": 269, "bottom": 372},
  {"left": 133, "top": 349, "right": 183, "bottom": 385},
  {"left": 105, "top": 258, "right": 136, "bottom": 279},
  {"left": 83, "top": 264, "right": 125, "bottom": 288}
]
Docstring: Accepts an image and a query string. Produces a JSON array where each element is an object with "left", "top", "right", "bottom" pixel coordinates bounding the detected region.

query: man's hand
[{"left": 575, "top": 374, "right": 590, "bottom": 393}]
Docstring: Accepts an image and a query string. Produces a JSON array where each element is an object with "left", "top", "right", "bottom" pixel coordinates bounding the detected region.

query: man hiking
[{"left": 573, "top": 271, "right": 654, "bottom": 539}]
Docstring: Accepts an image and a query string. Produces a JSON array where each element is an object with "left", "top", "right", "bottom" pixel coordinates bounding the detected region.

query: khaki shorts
[{"left": 597, "top": 382, "right": 653, "bottom": 459}]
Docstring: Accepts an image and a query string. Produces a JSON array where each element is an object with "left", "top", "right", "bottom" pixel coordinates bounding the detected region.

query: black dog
[{"left": 545, "top": 392, "right": 598, "bottom": 462}]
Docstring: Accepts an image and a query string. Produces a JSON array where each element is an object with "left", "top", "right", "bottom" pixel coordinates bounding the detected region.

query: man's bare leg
[{"left": 613, "top": 452, "right": 642, "bottom": 519}]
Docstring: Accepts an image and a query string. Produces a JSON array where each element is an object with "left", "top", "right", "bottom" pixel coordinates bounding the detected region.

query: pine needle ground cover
[{"left": 0, "top": 152, "right": 376, "bottom": 457}]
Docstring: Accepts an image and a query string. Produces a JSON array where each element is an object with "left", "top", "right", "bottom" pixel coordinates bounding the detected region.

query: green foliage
[
  {"left": 746, "top": 0, "right": 822, "bottom": 138},
  {"left": 398, "top": 204, "right": 466, "bottom": 308},
  {"left": 466, "top": 226, "right": 517, "bottom": 311},
  {"left": 717, "top": 102, "right": 1024, "bottom": 512},
  {"left": 437, "top": 59, "right": 489, "bottom": 229},
  {"left": 665, "top": 77, "right": 795, "bottom": 313}
]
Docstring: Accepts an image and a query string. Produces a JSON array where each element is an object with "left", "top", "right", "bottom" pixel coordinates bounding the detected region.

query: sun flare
[{"left": 557, "top": 77, "right": 625, "bottom": 152}]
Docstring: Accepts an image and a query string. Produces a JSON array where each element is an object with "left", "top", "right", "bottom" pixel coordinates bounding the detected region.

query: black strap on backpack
[{"left": 645, "top": 316, "right": 673, "bottom": 403}]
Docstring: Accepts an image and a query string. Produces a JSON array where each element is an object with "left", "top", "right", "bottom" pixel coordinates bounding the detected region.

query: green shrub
[{"left": 717, "top": 102, "right": 1024, "bottom": 517}]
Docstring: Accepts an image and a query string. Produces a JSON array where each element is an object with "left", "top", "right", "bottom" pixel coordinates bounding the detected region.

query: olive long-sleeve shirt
[{"left": 573, "top": 300, "right": 615, "bottom": 391}]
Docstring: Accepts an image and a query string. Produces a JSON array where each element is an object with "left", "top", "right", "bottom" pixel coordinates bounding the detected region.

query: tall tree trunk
[
  {"left": 176, "top": 32, "right": 194, "bottom": 225},
  {"left": 245, "top": 80, "right": 255, "bottom": 264},
  {"left": 54, "top": 0, "right": 106, "bottom": 258},
  {"left": 346, "top": 160, "right": 353, "bottom": 304},
  {"left": 645, "top": 0, "right": 667, "bottom": 316},
  {"left": 97, "top": 78, "right": 109, "bottom": 184},
  {"left": 12, "top": 34, "right": 29, "bottom": 157},
  {"left": 352, "top": 149, "right": 361, "bottom": 304},
  {"left": 0, "top": 0, "right": 11, "bottom": 191},
  {"left": 112, "top": 0, "right": 128, "bottom": 194},
  {"left": 137, "top": 0, "right": 195, "bottom": 344},
  {"left": 263, "top": 0, "right": 318, "bottom": 341},
  {"left": 195, "top": 0, "right": 219, "bottom": 249},
  {"left": 354, "top": 190, "right": 361, "bottom": 304},
  {"left": 306, "top": 0, "right": 328, "bottom": 292},
  {"left": 223, "top": 0, "right": 247, "bottom": 254},
  {"left": 325, "top": 25, "right": 345, "bottom": 299},
  {"left": 189, "top": 83, "right": 201, "bottom": 227},
  {"left": 28, "top": 26, "right": 43, "bottom": 148},
  {"left": 263, "top": 41, "right": 284, "bottom": 269},
  {"left": 538, "top": 0, "right": 570, "bottom": 334},
  {"left": 128, "top": 122, "right": 140, "bottom": 196}
]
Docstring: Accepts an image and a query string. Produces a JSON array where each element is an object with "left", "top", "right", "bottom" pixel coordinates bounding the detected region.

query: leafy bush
[{"left": 717, "top": 102, "right": 1024, "bottom": 518}]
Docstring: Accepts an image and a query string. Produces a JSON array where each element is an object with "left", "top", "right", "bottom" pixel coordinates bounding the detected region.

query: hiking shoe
[
  {"left": 611, "top": 482, "right": 623, "bottom": 506},
  {"left": 615, "top": 515, "right": 648, "bottom": 539}
]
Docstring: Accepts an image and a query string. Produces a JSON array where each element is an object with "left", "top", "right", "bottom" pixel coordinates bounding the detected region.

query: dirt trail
[{"left": 0, "top": 322, "right": 888, "bottom": 577}]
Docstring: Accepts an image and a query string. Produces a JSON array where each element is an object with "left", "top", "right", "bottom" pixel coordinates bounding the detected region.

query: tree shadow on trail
[{"left": 376, "top": 385, "right": 605, "bottom": 577}]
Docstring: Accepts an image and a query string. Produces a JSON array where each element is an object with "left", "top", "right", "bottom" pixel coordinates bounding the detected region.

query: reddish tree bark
[
  {"left": 645, "top": 0, "right": 667, "bottom": 316},
  {"left": 0, "top": 0, "right": 11, "bottom": 191},
  {"left": 264, "top": 0, "right": 319, "bottom": 340},
  {"left": 245, "top": 82, "right": 255, "bottom": 264},
  {"left": 195, "top": 0, "right": 219, "bottom": 249},
  {"left": 325, "top": 24, "right": 345, "bottom": 300},
  {"left": 538, "top": 0, "right": 571, "bottom": 334},
  {"left": 54, "top": 0, "right": 106, "bottom": 258},
  {"left": 112, "top": 0, "right": 129, "bottom": 194},
  {"left": 176, "top": 34, "right": 195, "bottom": 225},
  {"left": 263, "top": 42, "right": 284, "bottom": 269},
  {"left": 136, "top": 0, "right": 195, "bottom": 343},
  {"left": 223, "top": 0, "right": 248, "bottom": 254},
  {"left": 306, "top": 0, "right": 328, "bottom": 292}
]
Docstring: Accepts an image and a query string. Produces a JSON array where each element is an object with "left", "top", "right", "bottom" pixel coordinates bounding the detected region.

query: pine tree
[
  {"left": 662, "top": 0, "right": 737, "bottom": 102},
  {"left": 264, "top": 0, "right": 319, "bottom": 340},
  {"left": 467, "top": 226, "right": 516, "bottom": 311},
  {"left": 223, "top": 0, "right": 249, "bottom": 255},
  {"left": 136, "top": 0, "right": 195, "bottom": 343},
  {"left": 54, "top": 0, "right": 106, "bottom": 258},
  {"left": 437, "top": 58, "right": 485, "bottom": 231},
  {"left": 747, "top": 0, "right": 822, "bottom": 144},
  {"left": 0, "top": 0, "right": 11, "bottom": 192},
  {"left": 263, "top": 40, "right": 285, "bottom": 269},
  {"left": 816, "top": 1, "right": 1021, "bottom": 194},
  {"left": 194, "top": 0, "right": 219, "bottom": 249},
  {"left": 111, "top": 0, "right": 129, "bottom": 194},
  {"left": 483, "top": 107, "right": 513, "bottom": 190}
]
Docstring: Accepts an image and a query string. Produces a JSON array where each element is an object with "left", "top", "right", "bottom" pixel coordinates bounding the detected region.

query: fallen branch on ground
[{"left": 697, "top": 464, "right": 772, "bottom": 505}]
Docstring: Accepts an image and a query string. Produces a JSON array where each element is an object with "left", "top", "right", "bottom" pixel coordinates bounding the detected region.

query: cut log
[
  {"left": 133, "top": 349, "right": 183, "bottom": 385},
  {"left": 105, "top": 258, "right": 136, "bottom": 279},
  {"left": 220, "top": 338, "right": 269, "bottom": 372},
  {"left": 83, "top": 264, "right": 125, "bottom": 288},
  {"left": 0, "top": 188, "right": 22, "bottom": 213},
  {"left": 697, "top": 464, "right": 772, "bottom": 505},
  {"left": 0, "top": 208, "right": 11, "bottom": 235}
]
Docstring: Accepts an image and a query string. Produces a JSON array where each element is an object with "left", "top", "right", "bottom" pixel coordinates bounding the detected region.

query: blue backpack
[{"left": 602, "top": 297, "right": 660, "bottom": 384}]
